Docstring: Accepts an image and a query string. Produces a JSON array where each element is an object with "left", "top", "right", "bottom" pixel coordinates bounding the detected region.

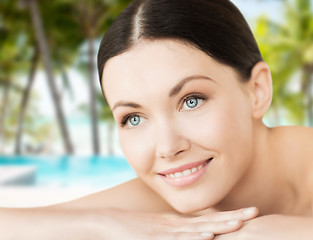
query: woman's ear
[{"left": 248, "top": 61, "right": 273, "bottom": 120}]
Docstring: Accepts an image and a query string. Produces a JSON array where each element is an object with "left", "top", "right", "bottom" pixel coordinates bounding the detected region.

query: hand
[
  {"left": 214, "top": 214, "right": 313, "bottom": 240},
  {"left": 100, "top": 207, "right": 258, "bottom": 240}
]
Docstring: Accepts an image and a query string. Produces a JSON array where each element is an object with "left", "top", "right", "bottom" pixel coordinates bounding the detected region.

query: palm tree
[
  {"left": 72, "top": 0, "right": 132, "bottom": 154},
  {"left": 71, "top": 0, "right": 108, "bottom": 155},
  {"left": 1, "top": 0, "right": 76, "bottom": 154},
  {"left": 1, "top": 0, "right": 132, "bottom": 155},
  {"left": 0, "top": 80, "right": 10, "bottom": 153},
  {"left": 1, "top": 0, "right": 28, "bottom": 153},
  {"left": 14, "top": 45, "right": 39, "bottom": 154},
  {"left": 26, "top": 0, "right": 74, "bottom": 153}
]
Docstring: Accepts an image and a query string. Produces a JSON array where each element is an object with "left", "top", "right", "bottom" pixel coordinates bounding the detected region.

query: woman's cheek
[
  {"left": 119, "top": 128, "right": 155, "bottom": 174},
  {"left": 181, "top": 107, "right": 229, "bottom": 148}
]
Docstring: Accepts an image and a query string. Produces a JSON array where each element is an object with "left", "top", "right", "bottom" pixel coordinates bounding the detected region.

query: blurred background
[{"left": 0, "top": 0, "right": 312, "bottom": 207}]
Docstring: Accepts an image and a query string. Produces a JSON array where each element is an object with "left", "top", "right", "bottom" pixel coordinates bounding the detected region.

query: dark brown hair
[{"left": 97, "top": 0, "right": 263, "bottom": 85}]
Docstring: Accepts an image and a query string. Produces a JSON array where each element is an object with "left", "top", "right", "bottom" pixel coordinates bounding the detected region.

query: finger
[
  {"left": 160, "top": 231, "right": 214, "bottom": 240},
  {"left": 189, "top": 207, "right": 258, "bottom": 223},
  {"left": 174, "top": 219, "right": 243, "bottom": 235}
]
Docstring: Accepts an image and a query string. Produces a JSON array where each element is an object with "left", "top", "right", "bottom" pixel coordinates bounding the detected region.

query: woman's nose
[{"left": 154, "top": 120, "right": 190, "bottom": 159}]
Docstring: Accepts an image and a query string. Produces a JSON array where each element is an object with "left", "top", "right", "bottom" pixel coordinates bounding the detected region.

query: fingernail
[
  {"left": 200, "top": 232, "right": 213, "bottom": 237},
  {"left": 227, "top": 220, "right": 240, "bottom": 226},
  {"left": 242, "top": 207, "right": 256, "bottom": 215}
]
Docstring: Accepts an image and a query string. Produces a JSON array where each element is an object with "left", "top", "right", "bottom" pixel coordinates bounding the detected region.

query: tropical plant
[
  {"left": 26, "top": 0, "right": 76, "bottom": 153},
  {"left": 0, "top": 0, "right": 32, "bottom": 153},
  {"left": 255, "top": 0, "right": 313, "bottom": 126}
]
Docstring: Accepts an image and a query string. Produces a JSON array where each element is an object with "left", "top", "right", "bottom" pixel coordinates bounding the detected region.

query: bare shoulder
[
  {"left": 288, "top": 126, "right": 313, "bottom": 155},
  {"left": 53, "top": 178, "right": 174, "bottom": 213},
  {"left": 273, "top": 125, "right": 313, "bottom": 148},
  {"left": 273, "top": 125, "right": 313, "bottom": 162},
  {"left": 274, "top": 125, "right": 313, "bottom": 136}
]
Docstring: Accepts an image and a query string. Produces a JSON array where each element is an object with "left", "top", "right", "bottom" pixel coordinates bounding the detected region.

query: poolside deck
[
  {"left": 0, "top": 166, "right": 107, "bottom": 208},
  {"left": 0, "top": 186, "right": 105, "bottom": 208}
]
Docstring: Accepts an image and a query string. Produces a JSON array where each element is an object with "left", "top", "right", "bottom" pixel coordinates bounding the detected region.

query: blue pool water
[{"left": 0, "top": 155, "right": 136, "bottom": 188}]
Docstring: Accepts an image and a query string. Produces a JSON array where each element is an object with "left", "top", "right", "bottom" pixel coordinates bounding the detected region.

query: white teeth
[
  {"left": 164, "top": 163, "right": 206, "bottom": 179},
  {"left": 183, "top": 169, "right": 191, "bottom": 176},
  {"left": 175, "top": 172, "right": 183, "bottom": 177}
]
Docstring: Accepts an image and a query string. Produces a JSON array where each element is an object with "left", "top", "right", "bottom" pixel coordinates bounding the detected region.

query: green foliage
[
  {"left": 1, "top": 82, "right": 51, "bottom": 144},
  {"left": 255, "top": 0, "right": 313, "bottom": 126},
  {"left": 0, "top": 0, "right": 133, "bottom": 153},
  {"left": 0, "top": 2, "right": 31, "bottom": 78}
]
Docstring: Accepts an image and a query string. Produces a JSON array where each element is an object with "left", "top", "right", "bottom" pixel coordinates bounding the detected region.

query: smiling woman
[
  {"left": 1, "top": 0, "right": 313, "bottom": 239},
  {"left": 92, "top": 0, "right": 313, "bottom": 238},
  {"left": 102, "top": 40, "right": 259, "bottom": 214}
]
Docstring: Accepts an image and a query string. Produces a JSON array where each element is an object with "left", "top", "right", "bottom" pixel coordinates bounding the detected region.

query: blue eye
[
  {"left": 186, "top": 97, "right": 198, "bottom": 108},
  {"left": 120, "top": 114, "right": 145, "bottom": 128},
  {"left": 181, "top": 95, "right": 204, "bottom": 111},
  {"left": 129, "top": 115, "right": 141, "bottom": 126}
]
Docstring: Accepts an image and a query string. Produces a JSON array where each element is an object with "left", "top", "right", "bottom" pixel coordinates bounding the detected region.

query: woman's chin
[{"left": 168, "top": 198, "right": 218, "bottom": 215}]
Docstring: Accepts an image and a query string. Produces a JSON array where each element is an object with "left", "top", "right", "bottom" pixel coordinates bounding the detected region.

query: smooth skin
[{"left": 1, "top": 39, "right": 313, "bottom": 239}]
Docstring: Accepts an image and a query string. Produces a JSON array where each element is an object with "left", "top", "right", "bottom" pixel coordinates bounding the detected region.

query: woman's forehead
[
  {"left": 102, "top": 40, "right": 217, "bottom": 83},
  {"left": 101, "top": 39, "right": 241, "bottom": 105}
]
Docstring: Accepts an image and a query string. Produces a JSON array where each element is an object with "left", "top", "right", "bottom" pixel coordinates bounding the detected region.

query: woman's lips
[{"left": 158, "top": 158, "right": 213, "bottom": 187}]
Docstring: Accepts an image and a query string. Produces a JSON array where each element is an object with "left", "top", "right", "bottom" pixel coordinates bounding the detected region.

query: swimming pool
[{"left": 0, "top": 155, "right": 136, "bottom": 189}]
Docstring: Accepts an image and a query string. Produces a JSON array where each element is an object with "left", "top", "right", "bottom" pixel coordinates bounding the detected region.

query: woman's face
[{"left": 102, "top": 40, "right": 255, "bottom": 213}]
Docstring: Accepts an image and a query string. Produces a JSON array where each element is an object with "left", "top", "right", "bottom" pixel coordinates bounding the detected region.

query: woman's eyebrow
[
  {"left": 112, "top": 102, "right": 142, "bottom": 111},
  {"left": 112, "top": 75, "right": 214, "bottom": 111},
  {"left": 169, "top": 75, "right": 215, "bottom": 97}
]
